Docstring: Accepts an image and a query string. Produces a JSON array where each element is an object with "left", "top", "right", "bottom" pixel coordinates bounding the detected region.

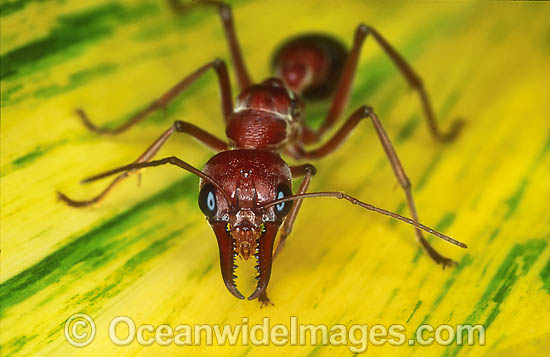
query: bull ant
[{"left": 58, "top": 1, "right": 467, "bottom": 305}]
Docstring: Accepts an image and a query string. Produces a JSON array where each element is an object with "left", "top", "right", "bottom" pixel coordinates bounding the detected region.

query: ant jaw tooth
[{"left": 226, "top": 276, "right": 244, "bottom": 299}]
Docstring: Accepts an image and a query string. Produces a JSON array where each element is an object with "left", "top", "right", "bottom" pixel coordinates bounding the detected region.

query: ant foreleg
[
  {"left": 273, "top": 164, "right": 317, "bottom": 258},
  {"left": 296, "top": 106, "right": 457, "bottom": 267},
  {"left": 168, "top": 0, "right": 252, "bottom": 89},
  {"left": 57, "top": 120, "right": 227, "bottom": 207},
  {"left": 319, "top": 24, "right": 464, "bottom": 142},
  {"left": 258, "top": 291, "right": 274, "bottom": 307},
  {"left": 77, "top": 59, "right": 233, "bottom": 134}
]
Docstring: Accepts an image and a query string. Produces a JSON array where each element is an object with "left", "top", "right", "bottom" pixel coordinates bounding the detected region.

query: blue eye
[
  {"left": 276, "top": 190, "right": 285, "bottom": 212},
  {"left": 207, "top": 191, "right": 216, "bottom": 211},
  {"left": 199, "top": 184, "right": 217, "bottom": 217},
  {"left": 274, "top": 184, "right": 293, "bottom": 218}
]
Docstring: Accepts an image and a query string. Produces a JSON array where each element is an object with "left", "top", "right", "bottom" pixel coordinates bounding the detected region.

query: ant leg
[
  {"left": 78, "top": 59, "right": 233, "bottom": 134},
  {"left": 273, "top": 164, "right": 317, "bottom": 258},
  {"left": 298, "top": 106, "right": 456, "bottom": 267},
  {"left": 318, "top": 24, "right": 463, "bottom": 142},
  {"left": 257, "top": 291, "right": 273, "bottom": 307},
  {"left": 168, "top": 0, "right": 252, "bottom": 89},
  {"left": 57, "top": 120, "right": 227, "bottom": 207}
]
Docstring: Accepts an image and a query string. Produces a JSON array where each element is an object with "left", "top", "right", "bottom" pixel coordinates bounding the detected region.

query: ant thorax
[{"left": 226, "top": 78, "right": 302, "bottom": 150}]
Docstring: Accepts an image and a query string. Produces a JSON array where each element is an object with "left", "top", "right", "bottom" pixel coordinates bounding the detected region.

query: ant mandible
[{"left": 58, "top": 0, "right": 467, "bottom": 305}]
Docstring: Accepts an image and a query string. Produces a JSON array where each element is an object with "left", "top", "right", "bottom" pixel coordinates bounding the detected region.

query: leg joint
[
  {"left": 401, "top": 176, "right": 412, "bottom": 190},
  {"left": 174, "top": 120, "right": 187, "bottom": 132},
  {"left": 212, "top": 57, "right": 225, "bottom": 68},
  {"left": 359, "top": 105, "right": 374, "bottom": 117},
  {"left": 166, "top": 156, "right": 179, "bottom": 164},
  {"left": 357, "top": 23, "right": 371, "bottom": 37},
  {"left": 355, "top": 24, "right": 371, "bottom": 44},
  {"left": 303, "top": 164, "right": 317, "bottom": 176},
  {"left": 218, "top": 2, "right": 232, "bottom": 21}
]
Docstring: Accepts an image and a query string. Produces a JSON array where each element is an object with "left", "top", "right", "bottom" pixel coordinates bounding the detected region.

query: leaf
[{"left": 1, "top": 0, "right": 549, "bottom": 355}]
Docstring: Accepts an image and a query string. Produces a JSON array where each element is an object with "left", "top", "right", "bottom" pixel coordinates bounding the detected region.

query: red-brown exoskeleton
[{"left": 58, "top": 0, "right": 467, "bottom": 305}]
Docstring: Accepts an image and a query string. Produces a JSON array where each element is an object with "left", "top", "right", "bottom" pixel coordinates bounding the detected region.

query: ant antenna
[
  {"left": 80, "top": 157, "right": 234, "bottom": 208},
  {"left": 262, "top": 191, "right": 467, "bottom": 248}
]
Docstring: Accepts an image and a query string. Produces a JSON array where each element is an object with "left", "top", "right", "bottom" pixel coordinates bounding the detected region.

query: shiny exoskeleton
[{"left": 58, "top": 0, "right": 466, "bottom": 305}]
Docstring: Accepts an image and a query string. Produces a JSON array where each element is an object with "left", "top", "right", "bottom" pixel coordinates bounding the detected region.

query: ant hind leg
[{"left": 317, "top": 24, "right": 464, "bottom": 142}]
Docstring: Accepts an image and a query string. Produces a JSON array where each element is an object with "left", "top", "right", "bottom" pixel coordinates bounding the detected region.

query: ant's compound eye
[
  {"left": 274, "top": 184, "right": 293, "bottom": 218},
  {"left": 198, "top": 184, "right": 217, "bottom": 217}
]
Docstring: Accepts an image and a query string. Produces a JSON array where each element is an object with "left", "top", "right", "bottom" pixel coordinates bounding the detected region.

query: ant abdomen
[{"left": 272, "top": 34, "right": 347, "bottom": 101}]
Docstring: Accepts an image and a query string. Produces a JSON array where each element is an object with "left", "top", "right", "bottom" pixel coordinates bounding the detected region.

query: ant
[{"left": 58, "top": 0, "right": 467, "bottom": 305}]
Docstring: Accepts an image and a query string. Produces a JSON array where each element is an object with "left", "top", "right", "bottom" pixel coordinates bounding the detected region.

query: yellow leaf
[{"left": 1, "top": 0, "right": 549, "bottom": 356}]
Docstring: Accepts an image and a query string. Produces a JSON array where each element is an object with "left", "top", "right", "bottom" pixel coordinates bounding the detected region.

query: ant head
[
  {"left": 198, "top": 149, "right": 293, "bottom": 300},
  {"left": 234, "top": 78, "right": 302, "bottom": 120}
]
